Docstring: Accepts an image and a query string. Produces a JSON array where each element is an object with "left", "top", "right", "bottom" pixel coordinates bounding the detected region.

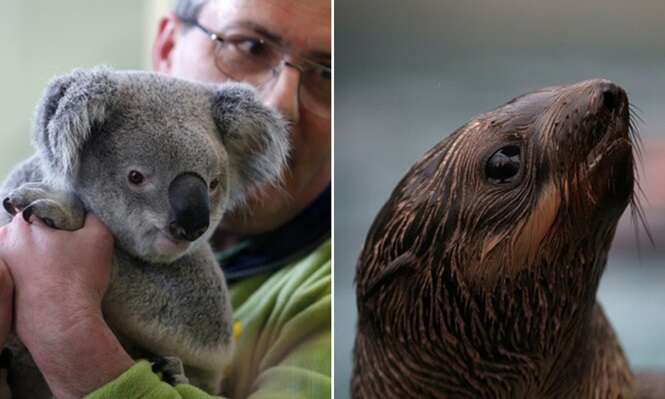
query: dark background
[{"left": 334, "top": 1, "right": 665, "bottom": 397}]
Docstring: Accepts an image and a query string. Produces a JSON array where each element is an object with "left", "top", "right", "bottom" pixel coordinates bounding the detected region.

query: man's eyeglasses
[{"left": 183, "top": 19, "right": 331, "bottom": 119}]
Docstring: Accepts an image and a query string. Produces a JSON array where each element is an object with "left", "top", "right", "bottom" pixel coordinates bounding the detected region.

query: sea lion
[{"left": 353, "top": 79, "right": 641, "bottom": 398}]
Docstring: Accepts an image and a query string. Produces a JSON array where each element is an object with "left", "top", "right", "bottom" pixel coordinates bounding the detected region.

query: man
[{"left": 0, "top": 0, "right": 331, "bottom": 397}]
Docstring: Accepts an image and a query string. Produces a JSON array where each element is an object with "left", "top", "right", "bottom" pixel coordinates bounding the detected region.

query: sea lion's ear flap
[
  {"left": 359, "top": 251, "right": 417, "bottom": 305},
  {"left": 211, "top": 82, "right": 290, "bottom": 208},
  {"left": 33, "top": 67, "right": 116, "bottom": 180}
]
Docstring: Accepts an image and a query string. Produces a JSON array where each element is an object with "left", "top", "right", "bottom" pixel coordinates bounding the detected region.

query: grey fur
[{"left": 0, "top": 67, "right": 289, "bottom": 397}]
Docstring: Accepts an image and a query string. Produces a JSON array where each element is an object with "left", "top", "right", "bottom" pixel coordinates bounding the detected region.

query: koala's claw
[
  {"left": 22, "top": 205, "right": 56, "bottom": 228},
  {"left": 2, "top": 198, "right": 16, "bottom": 215},
  {"left": 4, "top": 184, "right": 85, "bottom": 231},
  {"left": 22, "top": 207, "right": 33, "bottom": 224},
  {"left": 18, "top": 199, "right": 82, "bottom": 231}
]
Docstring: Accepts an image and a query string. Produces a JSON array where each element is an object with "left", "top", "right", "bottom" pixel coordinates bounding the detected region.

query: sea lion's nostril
[{"left": 602, "top": 88, "right": 619, "bottom": 111}]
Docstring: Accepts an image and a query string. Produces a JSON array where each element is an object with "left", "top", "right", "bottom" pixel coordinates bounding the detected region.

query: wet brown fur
[{"left": 353, "top": 80, "right": 642, "bottom": 398}]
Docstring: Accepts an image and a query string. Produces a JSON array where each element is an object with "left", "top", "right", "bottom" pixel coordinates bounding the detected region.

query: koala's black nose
[{"left": 168, "top": 172, "right": 210, "bottom": 242}]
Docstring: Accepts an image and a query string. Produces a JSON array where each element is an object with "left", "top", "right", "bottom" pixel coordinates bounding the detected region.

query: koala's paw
[
  {"left": 151, "top": 356, "right": 190, "bottom": 386},
  {"left": 3, "top": 183, "right": 85, "bottom": 231}
]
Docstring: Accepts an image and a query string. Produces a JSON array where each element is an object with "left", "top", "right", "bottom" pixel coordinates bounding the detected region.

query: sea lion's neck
[{"left": 354, "top": 250, "right": 627, "bottom": 398}]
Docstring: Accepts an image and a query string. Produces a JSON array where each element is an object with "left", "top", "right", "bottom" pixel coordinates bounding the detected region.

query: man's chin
[{"left": 221, "top": 188, "right": 303, "bottom": 234}]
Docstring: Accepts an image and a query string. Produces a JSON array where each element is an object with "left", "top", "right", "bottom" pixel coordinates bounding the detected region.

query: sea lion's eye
[{"left": 486, "top": 145, "right": 521, "bottom": 184}]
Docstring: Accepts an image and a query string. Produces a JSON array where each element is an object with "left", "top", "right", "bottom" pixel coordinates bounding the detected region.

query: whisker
[
  {"left": 624, "top": 100, "right": 653, "bottom": 257},
  {"left": 628, "top": 103, "right": 644, "bottom": 123},
  {"left": 630, "top": 192, "right": 654, "bottom": 260},
  {"left": 627, "top": 107, "right": 644, "bottom": 163}
]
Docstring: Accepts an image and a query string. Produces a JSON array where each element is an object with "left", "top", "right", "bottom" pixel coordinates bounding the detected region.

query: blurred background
[
  {"left": 0, "top": 0, "right": 170, "bottom": 177},
  {"left": 335, "top": 0, "right": 665, "bottom": 397}
]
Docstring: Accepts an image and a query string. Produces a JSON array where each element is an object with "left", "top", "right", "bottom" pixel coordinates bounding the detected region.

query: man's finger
[
  {"left": 7, "top": 211, "right": 33, "bottom": 235},
  {"left": 79, "top": 213, "right": 113, "bottom": 243}
]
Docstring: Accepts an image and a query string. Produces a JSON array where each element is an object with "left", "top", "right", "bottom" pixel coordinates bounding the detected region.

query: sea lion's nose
[
  {"left": 601, "top": 85, "right": 621, "bottom": 111},
  {"left": 593, "top": 80, "right": 626, "bottom": 112}
]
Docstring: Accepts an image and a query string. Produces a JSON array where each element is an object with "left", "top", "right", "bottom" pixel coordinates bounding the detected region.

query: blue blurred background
[{"left": 334, "top": 0, "right": 665, "bottom": 397}]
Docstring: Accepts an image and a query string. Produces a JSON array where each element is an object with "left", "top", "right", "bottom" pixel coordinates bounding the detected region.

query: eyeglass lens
[{"left": 212, "top": 35, "right": 330, "bottom": 117}]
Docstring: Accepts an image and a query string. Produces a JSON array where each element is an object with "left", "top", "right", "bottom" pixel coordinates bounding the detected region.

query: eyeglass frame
[{"left": 178, "top": 18, "right": 331, "bottom": 116}]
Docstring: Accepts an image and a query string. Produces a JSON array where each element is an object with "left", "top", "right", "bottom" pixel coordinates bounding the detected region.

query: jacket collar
[{"left": 215, "top": 185, "right": 331, "bottom": 281}]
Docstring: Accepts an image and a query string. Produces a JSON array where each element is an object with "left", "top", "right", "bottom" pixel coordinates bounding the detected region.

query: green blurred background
[{"left": 335, "top": 0, "right": 665, "bottom": 397}]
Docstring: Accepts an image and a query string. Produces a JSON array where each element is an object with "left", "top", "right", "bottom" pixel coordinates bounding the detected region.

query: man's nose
[{"left": 261, "top": 63, "right": 301, "bottom": 123}]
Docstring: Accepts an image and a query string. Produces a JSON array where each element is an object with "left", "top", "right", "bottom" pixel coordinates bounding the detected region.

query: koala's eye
[
  {"left": 128, "top": 170, "right": 145, "bottom": 185},
  {"left": 485, "top": 145, "right": 521, "bottom": 185},
  {"left": 210, "top": 178, "right": 220, "bottom": 191}
]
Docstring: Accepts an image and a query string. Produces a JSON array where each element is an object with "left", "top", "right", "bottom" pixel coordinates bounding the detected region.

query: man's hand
[
  {"left": 0, "top": 212, "right": 112, "bottom": 344},
  {"left": 0, "top": 213, "right": 134, "bottom": 398}
]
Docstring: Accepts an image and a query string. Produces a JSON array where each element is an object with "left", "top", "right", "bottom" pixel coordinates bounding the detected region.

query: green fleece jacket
[{"left": 86, "top": 240, "right": 331, "bottom": 399}]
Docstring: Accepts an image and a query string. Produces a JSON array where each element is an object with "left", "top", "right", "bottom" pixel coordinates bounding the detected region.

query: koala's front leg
[{"left": 3, "top": 183, "right": 85, "bottom": 231}]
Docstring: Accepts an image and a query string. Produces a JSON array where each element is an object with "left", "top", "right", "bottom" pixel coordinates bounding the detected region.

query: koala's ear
[
  {"left": 211, "top": 83, "right": 290, "bottom": 206},
  {"left": 33, "top": 67, "right": 115, "bottom": 180}
]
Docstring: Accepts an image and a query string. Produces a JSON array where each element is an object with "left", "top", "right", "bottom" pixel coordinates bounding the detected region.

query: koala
[{"left": 0, "top": 67, "right": 289, "bottom": 398}]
